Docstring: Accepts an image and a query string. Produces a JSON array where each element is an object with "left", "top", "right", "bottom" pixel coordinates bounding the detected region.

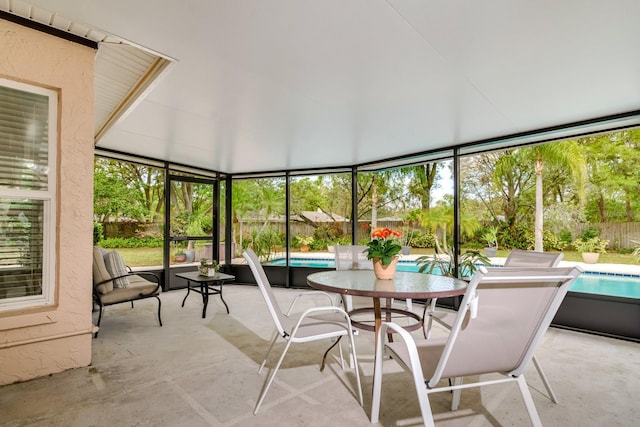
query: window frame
[{"left": 0, "top": 78, "right": 57, "bottom": 312}]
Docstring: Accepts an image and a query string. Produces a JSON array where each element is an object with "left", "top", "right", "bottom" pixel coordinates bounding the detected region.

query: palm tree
[{"left": 522, "top": 141, "right": 586, "bottom": 251}]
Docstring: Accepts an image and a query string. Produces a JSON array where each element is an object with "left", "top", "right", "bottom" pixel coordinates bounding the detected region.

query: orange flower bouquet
[{"left": 363, "top": 227, "right": 403, "bottom": 266}]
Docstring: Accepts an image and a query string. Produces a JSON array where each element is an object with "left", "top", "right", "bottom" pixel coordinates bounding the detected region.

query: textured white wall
[{"left": 0, "top": 19, "right": 95, "bottom": 385}]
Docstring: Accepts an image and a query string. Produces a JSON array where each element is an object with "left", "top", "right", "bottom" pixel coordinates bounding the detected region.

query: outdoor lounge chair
[
  {"left": 92, "top": 247, "right": 162, "bottom": 338},
  {"left": 425, "top": 249, "right": 564, "bottom": 403},
  {"left": 243, "top": 249, "right": 363, "bottom": 414},
  {"left": 371, "top": 265, "right": 582, "bottom": 427}
]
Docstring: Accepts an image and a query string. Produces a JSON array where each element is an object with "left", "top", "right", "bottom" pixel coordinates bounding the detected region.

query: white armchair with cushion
[{"left": 92, "top": 246, "right": 162, "bottom": 337}]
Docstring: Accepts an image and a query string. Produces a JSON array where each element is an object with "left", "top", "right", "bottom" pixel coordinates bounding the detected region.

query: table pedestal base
[{"left": 348, "top": 306, "right": 423, "bottom": 333}]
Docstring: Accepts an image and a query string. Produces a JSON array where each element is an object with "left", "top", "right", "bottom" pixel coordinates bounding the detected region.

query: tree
[
  {"left": 520, "top": 141, "right": 586, "bottom": 251},
  {"left": 580, "top": 131, "right": 640, "bottom": 222},
  {"left": 403, "top": 163, "right": 440, "bottom": 211},
  {"left": 93, "top": 158, "right": 164, "bottom": 223}
]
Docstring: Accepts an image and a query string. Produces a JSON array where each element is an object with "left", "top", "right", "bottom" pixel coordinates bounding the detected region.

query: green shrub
[
  {"left": 543, "top": 230, "right": 566, "bottom": 251},
  {"left": 99, "top": 236, "right": 163, "bottom": 248},
  {"left": 411, "top": 232, "right": 436, "bottom": 248},
  {"left": 93, "top": 222, "right": 104, "bottom": 245},
  {"left": 616, "top": 247, "right": 634, "bottom": 255},
  {"left": 246, "top": 227, "right": 284, "bottom": 261},
  {"left": 310, "top": 238, "right": 330, "bottom": 251},
  {"left": 333, "top": 236, "right": 352, "bottom": 246},
  {"left": 558, "top": 229, "right": 573, "bottom": 246},
  {"left": 502, "top": 224, "right": 534, "bottom": 250},
  {"left": 579, "top": 227, "right": 601, "bottom": 240}
]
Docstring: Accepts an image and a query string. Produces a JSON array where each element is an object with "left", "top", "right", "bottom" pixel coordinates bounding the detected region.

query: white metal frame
[
  {"left": 424, "top": 250, "right": 565, "bottom": 403},
  {"left": 371, "top": 266, "right": 582, "bottom": 426},
  {"left": 243, "top": 249, "right": 363, "bottom": 414}
]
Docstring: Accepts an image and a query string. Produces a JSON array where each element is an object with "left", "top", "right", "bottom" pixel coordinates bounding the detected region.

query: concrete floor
[{"left": 1, "top": 284, "right": 639, "bottom": 426}]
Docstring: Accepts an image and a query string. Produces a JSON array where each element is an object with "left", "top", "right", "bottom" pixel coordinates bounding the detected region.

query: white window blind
[{"left": 0, "top": 79, "right": 56, "bottom": 311}]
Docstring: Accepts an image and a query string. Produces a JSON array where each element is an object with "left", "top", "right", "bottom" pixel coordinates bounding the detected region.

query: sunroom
[{"left": 0, "top": 1, "right": 639, "bottom": 425}]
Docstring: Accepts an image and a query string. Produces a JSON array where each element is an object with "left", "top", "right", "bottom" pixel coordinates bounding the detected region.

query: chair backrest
[
  {"left": 428, "top": 266, "right": 582, "bottom": 386},
  {"left": 334, "top": 245, "right": 372, "bottom": 270},
  {"left": 243, "top": 249, "right": 289, "bottom": 336},
  {"left": 504, "top": 249, "right": 563, "bottom": 268}
]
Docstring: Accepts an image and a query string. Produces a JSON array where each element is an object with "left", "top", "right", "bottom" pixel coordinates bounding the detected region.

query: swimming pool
[{"left": 266, "top": 257, "right": 640, "bottom": 299}]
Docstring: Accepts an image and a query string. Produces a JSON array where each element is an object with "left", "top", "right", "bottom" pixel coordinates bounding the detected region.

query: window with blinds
[{"left": 0, "top": 79, "right": 56, "bottom": 311}]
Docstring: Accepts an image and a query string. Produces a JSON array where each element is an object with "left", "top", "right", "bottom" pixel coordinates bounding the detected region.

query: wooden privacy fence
[{"left": 574, "top": 222, "right": 640, "bottom": 248}]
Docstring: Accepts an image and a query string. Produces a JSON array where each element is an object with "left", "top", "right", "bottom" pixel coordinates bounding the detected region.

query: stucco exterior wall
[{"left": 0, "top": 19, "right": 95, "bottom": 385}]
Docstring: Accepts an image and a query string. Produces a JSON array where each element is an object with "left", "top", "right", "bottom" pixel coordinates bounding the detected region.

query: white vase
[{"left": 581, "top": 252, "right": 600, "bottom": 264}]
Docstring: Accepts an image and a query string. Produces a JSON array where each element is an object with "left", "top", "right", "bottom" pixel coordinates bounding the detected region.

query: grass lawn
[{"left": 116, "top": 247, "right": 164, "bottom": 267}]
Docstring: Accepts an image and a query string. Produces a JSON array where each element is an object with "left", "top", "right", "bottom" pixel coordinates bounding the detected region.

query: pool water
[{"left": 266, "top": 257, "right": 640, "bottom": 299}]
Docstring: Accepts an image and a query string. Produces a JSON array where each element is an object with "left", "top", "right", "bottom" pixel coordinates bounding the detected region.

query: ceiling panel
[{"left": 8, "top": 0, "right": 640, "bottom": 173}]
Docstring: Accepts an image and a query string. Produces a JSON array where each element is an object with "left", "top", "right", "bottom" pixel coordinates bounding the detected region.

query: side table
[{"left": 176, "top": 271, "right": 235, "bottom": 318}]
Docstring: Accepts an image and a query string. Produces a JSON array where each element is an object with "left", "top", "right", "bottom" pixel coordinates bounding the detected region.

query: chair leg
[
  {"left": 94, "top": 305, "right": 104, "bottom": 338},
  {"left": 320, "top": 336, "right": 342, "bottom": 372},
  {"left": 516, "top": 375, "right": 543, "bottom": 427},
  {"left": 155, "top": 296, "right": 163, "bottom": 327},
  {"left": 532, "top": 355, "right": 558, "bottom": 403},
  {"left": 347, "top": 330, "right": 363, "bottom": 406},
  {"left": 451, "top": 377, "right": 463, "bottom": 410},
  {"left": 416, "top": 382, "right": 435, "bottom": 427},
  {"left": 254, "top": 338, "right": 294, "bottom": 414},
  {"left": 370, "top": 328, "right": 385, "bottom": 424},
  {"left": 258, "top": 332, "right": 279, "bottom": 374},
  {"left": 423, "top": 299, "right": 435, "bottom": 339}
]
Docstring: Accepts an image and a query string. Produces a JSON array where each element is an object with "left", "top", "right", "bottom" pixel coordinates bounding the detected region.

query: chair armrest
[
  {"left": 286, "top": 291, "right": 337, "bottom": 315},
  {"left": 290, "top": 305, "right": 352, "bottom": 335}
]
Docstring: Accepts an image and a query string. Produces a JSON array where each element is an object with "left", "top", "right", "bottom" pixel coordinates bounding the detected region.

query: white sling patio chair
[
  {"left": 334, "top": 245, "right": 372, "bottom": 311},
  {"left": 243, "top": 249, "right": 363, "bottom": 414},
  {"left": 425, "top": 249, "right": 564, "bottom": 403},
  {"left": 371, "top": 266, "right": 582, "bottom": 427}
]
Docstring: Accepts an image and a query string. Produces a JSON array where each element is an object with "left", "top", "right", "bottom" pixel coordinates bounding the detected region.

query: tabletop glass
[{"left": 306, "top": 270, "right": 467, "bottom": 299}]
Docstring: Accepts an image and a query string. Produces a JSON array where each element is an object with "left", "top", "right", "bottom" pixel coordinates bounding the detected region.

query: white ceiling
[{"left": 13, "top": 0, "right": 640, "bottom": 174}]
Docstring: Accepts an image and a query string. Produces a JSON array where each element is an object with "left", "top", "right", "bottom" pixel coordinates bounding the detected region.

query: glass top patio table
[
  {"left": 307, "top": 270, "right": 467, "bottom": 338},
  {"left": 306, "top": 270, "right": 467, "bottom": 300},
  {"left": 307, "top": 270, "right": 467, "bottom": 397}
]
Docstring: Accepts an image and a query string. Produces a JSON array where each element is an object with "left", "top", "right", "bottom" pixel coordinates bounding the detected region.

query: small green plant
[
  {"left": 175, "top": 249, "right": 185, "bottom": 256},
  {"left": 416, "top": 248, "right": 490, "bottom": 278},
  {"left": 573, "top": 237, "right": 609, "bottom": 254},
  {"left": 199, "top": 258, "right": 219, "bottom": 270},
  {"left": 296, "top": 235, "right": 314, "bottom": 246},
  {"left": 482, "top": 226, "right": 499, "bottom": 248},
  {"left": 631, "top": 240, "right": 640, "bottom": 263}
]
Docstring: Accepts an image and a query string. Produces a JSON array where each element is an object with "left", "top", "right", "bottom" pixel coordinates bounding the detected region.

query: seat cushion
[
  {"left": 97, "top": 277, "right": 159, "bottom": 305},
  {"left": 103, "top": 250, "right": 130, "bottom": 288},
  {"left": 93, "top": 246, "right": 113, "bottom": 294}
]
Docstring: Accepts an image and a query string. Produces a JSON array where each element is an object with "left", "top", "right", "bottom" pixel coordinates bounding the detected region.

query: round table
[{"left": 306, "top": 270, "right": 467, "bottom": 341}]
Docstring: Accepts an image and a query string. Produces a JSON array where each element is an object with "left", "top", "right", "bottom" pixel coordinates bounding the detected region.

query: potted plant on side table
[{"left": 199, "top": 258, "right": 220, "bottom": 277}]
